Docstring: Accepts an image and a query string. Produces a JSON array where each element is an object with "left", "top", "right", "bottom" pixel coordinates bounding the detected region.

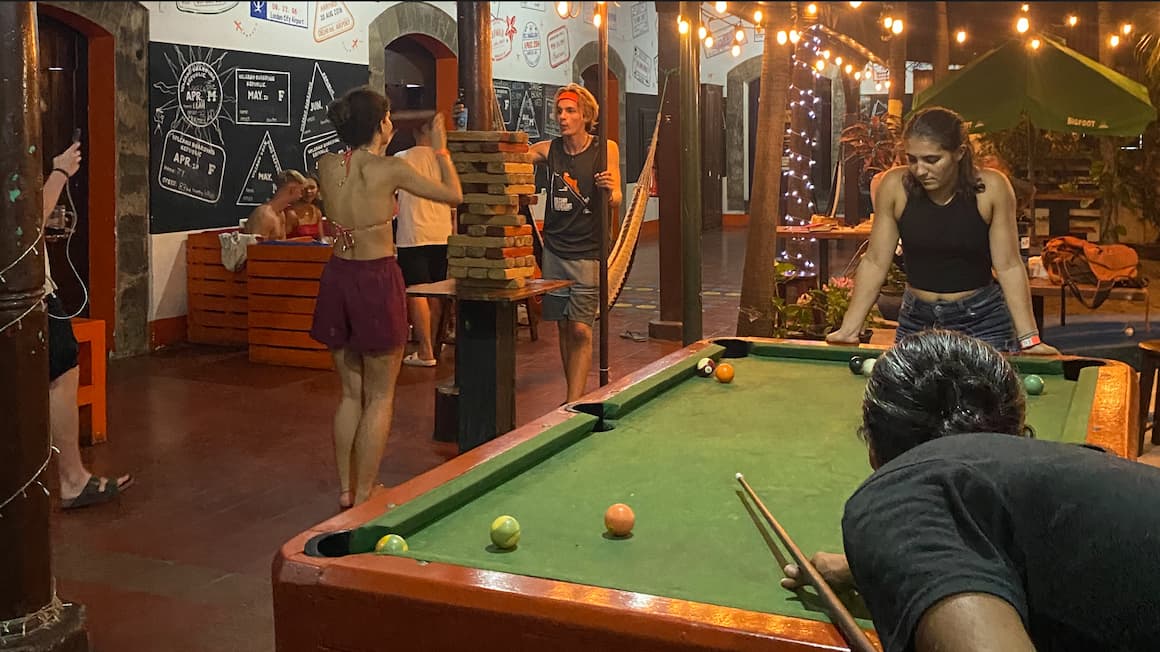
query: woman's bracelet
[
  {"left": 52, "top": 168, "right": 72, "bottom": 179},
  {"left": 1018, "top": 330, "right": 1042, "bottom": 350},
  {"left": 434, "top": 148, "right": 451, "bottom": 158}
]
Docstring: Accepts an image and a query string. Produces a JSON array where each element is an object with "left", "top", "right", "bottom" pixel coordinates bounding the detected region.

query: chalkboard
[
  {"left": 149, "top": 42, "right": 367, "bottom": 233},
  {"left": 495, "top": 78, "right": 560, "bottom": 144}
]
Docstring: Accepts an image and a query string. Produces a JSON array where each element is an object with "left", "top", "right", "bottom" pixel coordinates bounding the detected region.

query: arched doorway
[
  {"left": 368, "top": 2, "right": 458, "bottom": 122},
  {"left": 383, "top": 34, "right": 456, "bottom": 155}
]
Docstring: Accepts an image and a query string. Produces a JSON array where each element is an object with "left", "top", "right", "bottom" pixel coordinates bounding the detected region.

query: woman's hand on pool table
[
  {"left": 1021, "top": 342, "right": 1060, "bottom": 356},
  {"left": 780, "top": 551, "right": 855, "bottom": 592}
]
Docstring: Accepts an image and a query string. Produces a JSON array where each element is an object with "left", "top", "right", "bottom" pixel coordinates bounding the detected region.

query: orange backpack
[{"left": 1040, "top": 236, "right": 1144, "bottom": 308}]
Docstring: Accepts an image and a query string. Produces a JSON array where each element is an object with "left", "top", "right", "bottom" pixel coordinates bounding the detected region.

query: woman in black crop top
[{"left": 827, "top": 107, "right": 1058, "bottom": 355}]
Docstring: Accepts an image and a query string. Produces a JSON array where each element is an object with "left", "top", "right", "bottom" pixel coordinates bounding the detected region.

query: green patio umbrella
[{"left": 913, "top": 34, "right": 1156, "bottom": 136}]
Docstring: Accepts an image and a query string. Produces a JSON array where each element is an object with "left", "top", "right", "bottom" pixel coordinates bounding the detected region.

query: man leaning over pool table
[{"left": 782, "top": 329, "right": 1160, "bottom": 652}]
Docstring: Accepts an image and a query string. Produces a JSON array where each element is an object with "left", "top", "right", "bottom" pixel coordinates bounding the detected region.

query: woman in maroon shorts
[{"left": 311, "top": 89, "right": 461, "bottom": 508}]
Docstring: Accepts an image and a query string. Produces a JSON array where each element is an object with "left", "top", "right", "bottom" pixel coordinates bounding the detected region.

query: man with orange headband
[{"left": 529, "top": 83, "right": 622, "bottom": 403}]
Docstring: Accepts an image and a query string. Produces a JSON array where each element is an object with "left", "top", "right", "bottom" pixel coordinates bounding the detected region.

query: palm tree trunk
[
  {"left": 735, "top": 2, "right": 791, "bottom": 336},
  {"left": 933, "top": 2, "right": 949, "bottom": 83},
  {"left": 887, "top": 3, "right": 907, "bottom": 118}
]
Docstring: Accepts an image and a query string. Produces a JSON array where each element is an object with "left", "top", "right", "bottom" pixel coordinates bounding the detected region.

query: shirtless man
[{"left": 244, "top": 169, "right": 307, "bottom": 240}]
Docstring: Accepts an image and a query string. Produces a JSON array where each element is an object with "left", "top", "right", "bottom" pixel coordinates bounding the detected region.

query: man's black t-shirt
[{"left": 842, "top": 433, "right": 1160, "bottom": 652}]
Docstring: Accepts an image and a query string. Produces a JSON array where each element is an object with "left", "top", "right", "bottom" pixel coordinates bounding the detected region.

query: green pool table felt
[{"left": 352, "top": 343, "right": 1098, "bottom": 626}]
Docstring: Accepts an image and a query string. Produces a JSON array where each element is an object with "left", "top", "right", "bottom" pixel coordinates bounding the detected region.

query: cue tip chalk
[{"left": 735, "top": 472, "right": 743, "bottom": 480}]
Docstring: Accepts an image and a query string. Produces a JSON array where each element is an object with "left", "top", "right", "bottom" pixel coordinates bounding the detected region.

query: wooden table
[
  {"left": 1028, "top": 277, "right": 1150, "bottom": 332},
  {"left": 1034, "top": 192, "right": 1100, "bottom": 238},
  {"left": 407, "top": 278, "right": 571, "bottom": 452},
  {"left": 775, "top": 226, "right": 871, "bottom": 284}
]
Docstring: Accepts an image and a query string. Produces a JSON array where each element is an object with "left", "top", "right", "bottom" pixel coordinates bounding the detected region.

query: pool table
[{"left": 273, "top": 338, "right": 1137, "bottom": 652}]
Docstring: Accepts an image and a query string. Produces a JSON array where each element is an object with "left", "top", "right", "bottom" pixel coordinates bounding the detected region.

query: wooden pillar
[
  {"left": 678, "top": 1, "right": 702, "bottom": 345},
  {"left": 887, "top": 3, "right": 907, "bottom": 119},
  {"left": 457, "top": 1, "right": 494, "bottom": 130},
  {"left": 648, "top": 3, "right": 684, "bottom": 341},
  {"left": 0, "top": 2, "right": 87, "bottom": 649}
]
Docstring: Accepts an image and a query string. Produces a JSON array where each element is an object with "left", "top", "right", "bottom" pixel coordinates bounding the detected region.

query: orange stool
[{"left": 71, "top": 318, "right": 107, "bottom": 445}]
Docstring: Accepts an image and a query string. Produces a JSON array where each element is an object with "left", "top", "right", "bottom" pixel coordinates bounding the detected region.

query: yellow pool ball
[
  {"left": 374, "top": 534, "right": 408, "bottom": 555},
  {"left": 715, "top": 362, "right": 735, "bottom": 383},
  {"left": 490, "top": 515, "right": 521, "bottom": 549}
]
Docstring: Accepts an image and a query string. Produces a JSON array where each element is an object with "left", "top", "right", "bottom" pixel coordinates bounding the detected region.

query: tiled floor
[{"left": 49, "top": 226, "right": 1159, "bottom": 651}]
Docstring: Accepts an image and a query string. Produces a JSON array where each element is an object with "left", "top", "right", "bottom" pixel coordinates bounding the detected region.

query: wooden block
[
  {"left": 466, "top": 203, "right": 520, "bottom": 215},
  {"left": 448, "top": 141, "right": 531, "bottom": 153},
  {"left": 465, "top": 266, "right": 535, "bottom": 280},
  {"left": 458, "top": 277, "right": 528, "bottom": 289},
  {"left": 462, "top": 193, "right": 519, "bottom": 205},
  {"left": 458, "top": 213, "right": 527, "bottom": 226},
  {"left": 458, "top": 173, "right": 536, "bottom": 184},
  {"left": 451, "top": 152, "right": 534, "bottom": 164},
  {"left": 464, "top": 225, "right": 533, "bottom": 237},
  {"left": 448, "top": 256, "right": 533, "bottom": 269},
  {"left": 446, "top": 130, "right": 529, "bottom": 144},
  {"left": 448, "top": 234, "right": 533, "bottom": 248},
  {"left": 454, "top": 161, "right": 535, "bottom": 174},
  {"left": 520, "top": 195, "right": 538, "bottom": 206}
]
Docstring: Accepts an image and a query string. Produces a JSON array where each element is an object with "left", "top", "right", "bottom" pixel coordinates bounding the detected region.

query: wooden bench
[
  {"left": 71, "top": 317, "right": 106, "bottom": 445},
  {"left": 1028, "top": 277, "right": 1150, "bottom": 332},
  {"left": 247, "top": 242, "right": 333, "bottom": 370},
  {"left": 186, "top": 229, "right": 248, "bottom": 345}
]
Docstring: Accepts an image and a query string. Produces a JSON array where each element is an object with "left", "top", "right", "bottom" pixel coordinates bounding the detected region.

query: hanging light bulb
[
  {"left": 885, "top": 80, "right": 892, "bottom": 89},
  {"left": 1067, "top": 15, "right": 1078, "bottom": 27},
  {"left": 1109, "top": 34, "right": 1121, "bottom": 47},
  {"left": 1021, "top": 3, "right": 1030, "bottom": 11},
  {"left": 822, "top": 49, "right": 831, "bottom": 59},
  {"left": 891, "top": 19, "right": 904, "bottom": 34},
  {"left": 1016, "top": 17, "right": 1029, "bottom": 33},
  {"left": 593, "top": 12, "right": 601, "bottom": 27},
  {"left": 806, "top": 3, "right": 817, "bottom": 15},
  {"left": 705, "top": 35, "right": 714, "bottom": 48},
  {"left": 776, "top": 30, "right": 788, "bottom": 45},
  {"left": 731, "top": 44, "right": 741, "bottom": 57},
  {"left": 835, "top": 56, "right": 843, "bottom": 66},
  {"left": 849, "top": 1, "right": 862, "bottom": 7},
  {"left": 789, "top": 29, "right": 800, "bottom": 43},
  {"left": 716, "top": 1, "right": 727, "bottom": 12},
  {"left": 698, "top": 24, "right": 707, "bottom": 40},
  {"left": 1123, "top": 23, "right": 1133, "bottom": 35},
  {"left": 735, "top": 28, "right": 745, "bottom": 42},
  {"left": 754, "top": 9, "right": 763, "bottom": 23},
  {"left": 854, "top": 71, "right": 862, "bottom": 80},
  {"left": 844, "top": 63, "right": 853, "bottom": 74},
  {"left": 883, "top": 16, "right": 893, "bottom": 29},
  {"left": 678, "top": 18, "right": 689, "bottom": 34},
  {"left": 556, "top": 1, "right": 570, "bottom": 18},
  {"left": 1030, "top": 38, "right": 1041, "bottom": 49},
  {"left": 815, "top": 59, "right": 825, "bottom": 71},
  {"left": 955, "top": 30, "right": 967, "bottom": 44}
]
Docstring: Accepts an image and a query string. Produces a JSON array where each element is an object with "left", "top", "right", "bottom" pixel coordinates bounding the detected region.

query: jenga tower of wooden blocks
[{"left": 447, "top": 130, "right": 538, "bottom": 289}]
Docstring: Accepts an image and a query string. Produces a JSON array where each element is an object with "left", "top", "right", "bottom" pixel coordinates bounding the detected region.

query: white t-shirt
[{"left": 394, "top": 145, "right": 452, "bottom": 248}]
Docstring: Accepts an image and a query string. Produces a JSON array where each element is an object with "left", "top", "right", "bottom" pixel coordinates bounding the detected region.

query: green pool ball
[
  {"left": 490, "top": 515, "right": 521, "bottom": 549},
  {"left": 1024, "top": 374, "right": 1045, "bottom": 396},
  {"left": 374, "top": 534, "right": 409, "bottom": 555}
]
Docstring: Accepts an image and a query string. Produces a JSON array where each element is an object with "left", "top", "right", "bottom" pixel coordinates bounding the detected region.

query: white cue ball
[{"left": 861, "top": 357, "right": 877, "bottom": 375}]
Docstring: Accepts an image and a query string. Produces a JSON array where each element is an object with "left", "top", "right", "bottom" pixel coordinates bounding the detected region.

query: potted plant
[{"left": 771, "top": 262, "right": 878, "bottom": 342}]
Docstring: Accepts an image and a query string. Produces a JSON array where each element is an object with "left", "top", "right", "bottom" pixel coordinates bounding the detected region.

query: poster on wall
[
  {"left": 632, "top": 47, "right": 652, "bottom": 87},
  {"left": 314, "top": 1, "right": 355, "bottom": 43},
  {"left": 148, "top": 42, "right": 367, "bottom": 233},
  {"left": 177, "top": 2, "right": 239, "bottom": 14},
  {"left": 631, "top": 3, "right": 649, "bottom": 38},
  {"left": 547, "top": 26, "right": 570, "bottom": 68},
  {"left": 704, "top": 26, "right": 733, "bottom": 58},
  {"left": 250, "top": 1, "right": 308, "bottom": 29},
  {"left": 522, "top": 22, "right": 542, "bottom": 67},
  {"left": 519, "top": 1, "right": 545, "bottom": 10},
  {"left": 492, "top": 15, "right": 517, "bottom": 61}
]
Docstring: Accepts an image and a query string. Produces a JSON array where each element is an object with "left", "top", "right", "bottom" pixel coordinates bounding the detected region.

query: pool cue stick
[{"left": 735, "top": 473, "right": 879, "bottom": 652}]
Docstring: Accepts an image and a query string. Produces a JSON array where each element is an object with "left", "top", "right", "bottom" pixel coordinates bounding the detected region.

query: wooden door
[
  {"left": 700, "top": 84, "right": 724, "bottom": 231},
  {"left": 38, "top": 13, "right": 90, "bottom": 318}
]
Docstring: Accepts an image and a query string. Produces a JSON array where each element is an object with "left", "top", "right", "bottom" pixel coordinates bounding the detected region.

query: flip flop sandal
[
  {"left": 61, "top": 475, "right": 126, "bottom": 510},
  {"left": 403, "top": 352, "right": 437, "bottom": 367}
]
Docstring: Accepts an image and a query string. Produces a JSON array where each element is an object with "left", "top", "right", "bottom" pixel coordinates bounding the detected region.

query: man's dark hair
[{"left": 859, "top": 329, "right": 1029, "bottom": 465}]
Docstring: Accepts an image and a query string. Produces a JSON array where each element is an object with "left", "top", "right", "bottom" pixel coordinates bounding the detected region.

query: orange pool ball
[
  {"left": 604, "top": 503, "right": 635, "bottom": 537},
  {"left": 714, "top": 362, "right": 735, "bottom": 383}
]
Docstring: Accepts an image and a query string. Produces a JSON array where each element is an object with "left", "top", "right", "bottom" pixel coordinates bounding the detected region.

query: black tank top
[
  {"left": 544, "top": 136, "right": 601, "bottom": 260},
  {"left": 897, "top": 191, "right": 993, "bottom": 293}
]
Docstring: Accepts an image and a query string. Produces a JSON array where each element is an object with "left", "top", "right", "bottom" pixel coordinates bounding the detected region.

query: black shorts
[
  {"left": 47, "top": 294, "right": 79, "bottom": 382},
  {"left": 397, "top": 245, "right": 448, "bottom": 286}
]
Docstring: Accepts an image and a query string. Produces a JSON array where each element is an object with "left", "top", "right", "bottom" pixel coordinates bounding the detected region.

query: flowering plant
[{"left": 771, "top": 263, "right": 879, "bottom": 339}]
